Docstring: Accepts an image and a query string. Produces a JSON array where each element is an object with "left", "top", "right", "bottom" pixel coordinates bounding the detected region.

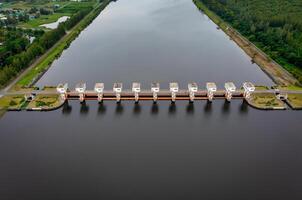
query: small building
[
  {"left": 188, "top": 82, "right": 198, "bottom": 92},
  {"left": 132, "top": 82, "right": 141, "bottom": 93},
  {"left": 206, "top": 82, "right": 217, "bottom": 92},
  {"left": 151, "top": 82, "right": 160, "bottom": 92},
  {"left": 224, "top": 82, "right": 236, "bottom": 101},
  {"left": 57, "top": 83, "right": 68, "bottom": 93},
  {"left": 113, "top": 82, "right": 123, "bottom": 93},
  {"left": 75, "top": 82, "right": 86, "bottom": 93},
  {"left": 170, "top": 82, "right": 179, "bottom": 102},
  {"left": 94, "top": 83, "right": 104, "bottom": 93},
  {"left": 170, "top": 82, "right": 179, "bottom": 93},
  {"left": 224, "top": 82, "right": 236, "bottom": 92},
  {"left": 206, "top": 82, "right": 217, "bottom": 102},
  {"left": 243, "top": 82, "right": 255, "bottom": 92},
  {"left": 243, "top": 82, "right": 255, "bottom": 99}
]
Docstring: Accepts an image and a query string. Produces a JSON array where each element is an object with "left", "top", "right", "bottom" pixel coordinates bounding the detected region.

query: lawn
[
  {"left": 27, "top": 94, "right": 61, "bottom": 109},
  {"left": 249, "top": 93, "right": 285, "bottom": 109},
  {"left": 287, "top": 94, "right": 302, "bottom": 109},
  {"left": 0, "top": 95, "right": 25, "bottom": 109}
]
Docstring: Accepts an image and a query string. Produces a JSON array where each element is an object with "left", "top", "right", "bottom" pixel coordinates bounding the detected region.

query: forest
[{"left": 198, "top": 0, "right": 302, "bottom": 82}]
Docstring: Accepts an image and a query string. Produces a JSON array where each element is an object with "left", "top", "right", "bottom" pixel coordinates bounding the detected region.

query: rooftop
[
  {"left": 151, "top": 82, "right": 160, "bottom": 89},
  {"left": 225, "top": 82, "right": 236, "bottom": 91},
  {"left": 75, "top": 82, "right": 86, "bottom": 89},
  {"left": 206, "top": 82, "right": 217, "bottom": 91},
  {"left": 113, "top": 82, "right": 123, "bottom": 89}
]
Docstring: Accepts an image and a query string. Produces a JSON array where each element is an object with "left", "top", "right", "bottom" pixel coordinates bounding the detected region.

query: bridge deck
[{"left": 66, "top": 89, "right": 244, "bottom": 101}]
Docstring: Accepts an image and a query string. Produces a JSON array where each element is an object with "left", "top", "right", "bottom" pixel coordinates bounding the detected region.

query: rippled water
[{"left": 1, "top": 0, "right": 302, "bottom": 199}]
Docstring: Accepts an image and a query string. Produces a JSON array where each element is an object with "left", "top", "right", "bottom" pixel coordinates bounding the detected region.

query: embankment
[{"left": 192, "top": 0, "right": 300, "bottom": 86}]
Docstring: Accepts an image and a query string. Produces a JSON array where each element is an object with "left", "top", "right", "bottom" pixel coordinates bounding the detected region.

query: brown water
[{"left": 1, "top": 0, "right": 302, "bottom": 199}]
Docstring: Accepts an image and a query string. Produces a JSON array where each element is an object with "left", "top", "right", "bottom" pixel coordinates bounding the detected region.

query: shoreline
[{"left": 192, "top": 0, "right": 300, "bottom": 87}]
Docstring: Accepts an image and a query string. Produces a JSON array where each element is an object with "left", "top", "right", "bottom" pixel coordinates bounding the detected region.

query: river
[{"left": 1, "top": 0, "right": 302, "bottom": 199}]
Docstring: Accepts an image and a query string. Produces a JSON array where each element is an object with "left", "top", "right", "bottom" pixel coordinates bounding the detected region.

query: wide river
[{"left": 1, "top": 0, "right": 302, "bottom": 199}]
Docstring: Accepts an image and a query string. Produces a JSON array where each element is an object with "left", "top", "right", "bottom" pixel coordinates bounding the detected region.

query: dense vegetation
[
  {"left": 0, "top": 6, "right": 93, "bottom": 86},
  {"left": 197, "top": 0, "right": 302, "bottom": 82}
]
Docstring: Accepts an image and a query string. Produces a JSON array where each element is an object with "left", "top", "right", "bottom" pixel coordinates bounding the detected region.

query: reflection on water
[
  {"left": 80, "top": 101, "right": 89, "bottom": 115},
  {"left": 239, "top": 100, "right": 249, "bottom": 114},
  {"left": 98, "top": 102, "right": 107, "bottom": 115},
  {"left": 115, "top": 103, "right": 124, "bottom": 115},
  {"left": 222, "top": 101, "right": 231, "bottom": 115},
  {"left": 151, "top": 102, "right": 159, "bottom": 115},
  {"left": 186, "top": 102, "right": 195, "bottom": 115},
  {"left": 59, "top": 100, "right": 253, "bottom": 117},
  {"left": 204, "top": 101, "right": 212, "bottom": 114},
  {"left": 168, "top": 103, "right": 177, "bottom": 116},
  {"left": 133, "top": 103, "right": 141, "bottom": 115},
  {"left": 62, "top": 101, "right": 72, "bottom": 115}
]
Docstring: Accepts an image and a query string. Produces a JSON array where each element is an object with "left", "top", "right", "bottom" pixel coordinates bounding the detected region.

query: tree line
[{"left": 197, "top": 0, "right": 302, "bottom": 82}]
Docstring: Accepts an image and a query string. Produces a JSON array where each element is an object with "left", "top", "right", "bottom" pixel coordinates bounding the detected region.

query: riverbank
[
  {"left": 192, "top": 0, "right": 300, "bottom": 86},
  {"left": 3, "top": 0, "right": 112, "bottom": 93}
]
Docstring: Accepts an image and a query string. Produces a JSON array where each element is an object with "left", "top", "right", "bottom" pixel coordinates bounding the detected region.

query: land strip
[{"left": 192, "top": 0, "right": 300, "bottom": 86}]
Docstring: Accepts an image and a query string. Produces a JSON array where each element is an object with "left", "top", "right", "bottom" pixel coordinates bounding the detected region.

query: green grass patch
[
  {"left": 249, "top": 93, "right": 285, "bottom": 109},
  {"left": 0, "top": 95, "right": 25, "bottom": 109},
  {"left": 277, "top": 85, "right": 302, "bottom": 91},
  {"left": 287, "top": 94, "right": 302, "bottom": 109},
  {"left": 255, "top": 86, "right": 269, "bottom": 90},
  {"left": 56, "top": 2, "right": 95, "bottom": 14},
  {"left": 27, "top": 94, "right": 61, "bottom": 109}
]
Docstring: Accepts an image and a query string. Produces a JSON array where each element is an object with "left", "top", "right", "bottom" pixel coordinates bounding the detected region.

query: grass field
[
  {"left": 249, "top": 93, "right": 285, "bottom": 109},
  {"left": 27, "top": 94, "right": 61, "bottom": 109},
  {"left": 0, "top": 95, "right": 25, "bottom": 109},
  {"left": 287, "top": 94, "right": 302, "bottom": 109}
]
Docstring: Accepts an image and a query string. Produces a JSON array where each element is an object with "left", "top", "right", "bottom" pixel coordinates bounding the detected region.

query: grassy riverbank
[
  {"left": 192, "top": 0, "right": 300, "bottom": 86},
  {"left": 13, "top": 0, "right": 112, "bottom": 90}
]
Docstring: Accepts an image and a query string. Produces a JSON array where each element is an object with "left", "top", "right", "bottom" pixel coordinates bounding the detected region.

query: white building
[
  {"left": 151, "top": 82, "right": 160, "bottom": 102},
  {"left": 94, "top": 83, "right": 104, "bottom": 102},
  {"left": 75, "top": 82, "right": 86, "bottom": 93},
  {"left": 224, "top": 82, "right": 236, "bottom": 101},
  {"left": 243, "top": 82, "right": 255, "bottom": 99},
  {"left": 170, "top": 82, "right": 179, "bottom": 93},
  {"left": 206, "top": 82, "right": 217, "bottom": 101},
  {"left": 113, "top": 82, "right": 123, "bottom": 102},
  {"left": 170, "top": 82, "right": 179, "bottom": 102},
  {"left": 75, "top": 82, "right": 86, "bottom": 102},
  {"left": 56, "top": 83, "right": 68, "bottom": 100},
  {"left": 132, "top": 82, "right": 141, "bottom": 93},
  {"left": 188, "top": 82, "right": 198, "bottom": 102},
  {"left": 94, "top": 83, "right": 104, "bottom": 93},
  {"left": 132, "top": 82, "right": 141, "bottom": 102}
]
